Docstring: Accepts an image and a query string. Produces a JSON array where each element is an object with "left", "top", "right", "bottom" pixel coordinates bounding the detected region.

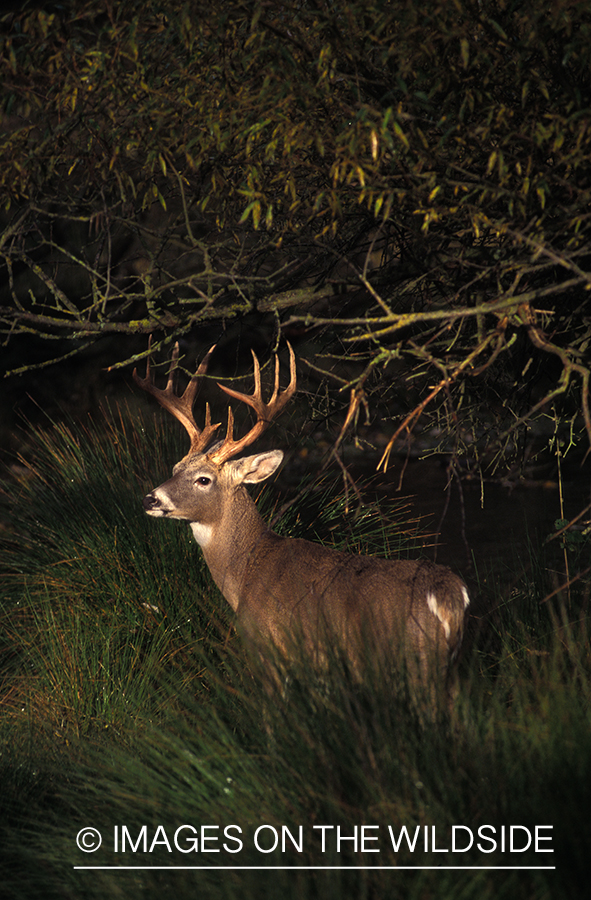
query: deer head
[{"left": 133, "top": 340, "right": 296, "bottom": 548}]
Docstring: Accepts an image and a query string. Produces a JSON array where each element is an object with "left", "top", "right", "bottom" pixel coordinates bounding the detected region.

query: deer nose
[{"left": 143, "top": 493, "right": 161, "bottom": 511}]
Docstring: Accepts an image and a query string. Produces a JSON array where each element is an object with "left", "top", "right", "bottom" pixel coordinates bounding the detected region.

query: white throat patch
[{"left": 190, "top": 521, "right": 213, "bottom": 549}]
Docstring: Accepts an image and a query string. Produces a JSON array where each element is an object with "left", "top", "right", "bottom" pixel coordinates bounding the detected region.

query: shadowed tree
[{"left": 0, "top": 0, "right": 590, "bottom": 483}]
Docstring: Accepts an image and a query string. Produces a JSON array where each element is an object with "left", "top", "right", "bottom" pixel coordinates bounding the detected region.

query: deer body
[{"left": 135, "top": 343, "right": 470, "bottom": 689}]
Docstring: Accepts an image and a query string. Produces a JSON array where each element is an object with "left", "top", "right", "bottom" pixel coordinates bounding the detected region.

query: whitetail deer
[{"left": 134, "top": 342, "right": 470, "bottom": 696}]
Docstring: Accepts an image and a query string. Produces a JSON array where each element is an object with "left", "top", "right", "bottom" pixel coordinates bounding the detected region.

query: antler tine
[
  {"left": 209, "top": 342, "right": 296, "bottom": 466},
  {"left": 133, "top": 340, "right": 221, "bottom": 454}
]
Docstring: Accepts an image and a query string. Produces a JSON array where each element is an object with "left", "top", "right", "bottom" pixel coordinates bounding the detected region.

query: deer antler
[
  {"left": 133, "top": 338, "right": 221, "bottom": 455},
  {"left": 208, "top": 342, "right": 296, "bottom": 466}
]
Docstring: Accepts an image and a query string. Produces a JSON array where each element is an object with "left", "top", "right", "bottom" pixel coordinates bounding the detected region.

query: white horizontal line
[{"left": 74, "top": 865, "right": 556, "bottom": 871}]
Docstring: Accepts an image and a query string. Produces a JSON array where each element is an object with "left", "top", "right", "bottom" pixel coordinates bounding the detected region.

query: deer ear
[{"left": 230, "top": 450, "right": 284, "bottom": 484}]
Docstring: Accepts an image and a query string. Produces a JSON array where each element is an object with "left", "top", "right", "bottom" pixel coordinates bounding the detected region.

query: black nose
[{"left": 143, "top": 493, "right": 161, "bottom": 511}]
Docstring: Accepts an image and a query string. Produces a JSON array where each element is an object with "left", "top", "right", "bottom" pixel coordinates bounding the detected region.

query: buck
[{"left": 134, "top": 341, "right": 470, "bottom": 695}]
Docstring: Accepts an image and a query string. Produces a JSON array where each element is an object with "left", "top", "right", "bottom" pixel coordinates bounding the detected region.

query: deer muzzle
[{"left": 143, "top": 492, "right": 168, "bottom": 515}]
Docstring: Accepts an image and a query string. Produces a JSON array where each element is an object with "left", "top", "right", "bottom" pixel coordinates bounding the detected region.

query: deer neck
[{"left": 190, "top": 485, "right": 270, "bottom": 611}]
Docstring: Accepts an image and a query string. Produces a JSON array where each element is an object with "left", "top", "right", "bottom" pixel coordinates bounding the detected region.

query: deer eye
[{"left": 195, "top": 476, "right": 212, "bottom": 486}]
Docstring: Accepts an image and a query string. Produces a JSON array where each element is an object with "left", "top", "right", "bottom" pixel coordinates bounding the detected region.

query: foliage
[
  {"left": 1, "top": 0, "right": 591, "bottom": 475},
  {"left": 0, "top": 406, "right": 590, "bottom": 899},
  {"left": 0, "top": 405, "right": 223, "bottom": 732}
]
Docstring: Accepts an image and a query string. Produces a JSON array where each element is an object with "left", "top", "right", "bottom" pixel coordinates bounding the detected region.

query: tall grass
[{"left": 0, "top": 406, "right": 589, "bottom": 899}]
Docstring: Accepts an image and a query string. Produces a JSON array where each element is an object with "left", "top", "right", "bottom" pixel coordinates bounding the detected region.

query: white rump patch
[
  {"left": 426, "top": 591, "right": 451, "bottom": 641},
  {"left": 461, "top": 585, "right": 470, "bottom": 608},
  {"left": 190, "top": 521, "right": 213, "bottom": 549}
]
